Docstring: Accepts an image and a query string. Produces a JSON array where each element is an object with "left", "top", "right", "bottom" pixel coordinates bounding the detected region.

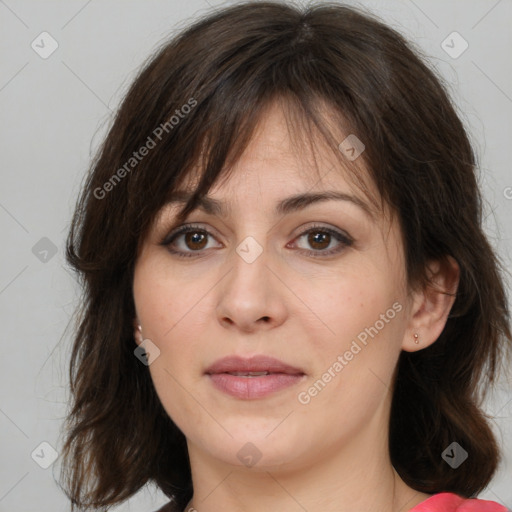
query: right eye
[{"left": 161, "top": 224, "right": 221, "bottom": 258}]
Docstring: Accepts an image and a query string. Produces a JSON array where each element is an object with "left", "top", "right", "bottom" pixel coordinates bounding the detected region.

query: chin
[{"left": 194, "top": 423, "right": 307, "bottom": 470}]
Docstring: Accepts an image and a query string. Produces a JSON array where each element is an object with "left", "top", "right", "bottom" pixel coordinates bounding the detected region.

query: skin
[{"left": 132, "top": 102, "right": 459, "bottom": 512}]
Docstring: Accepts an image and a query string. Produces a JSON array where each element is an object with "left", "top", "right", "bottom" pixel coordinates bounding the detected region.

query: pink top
[
  {"left": 409, "top": 492, "right": 509, "bottom": 511},
  {"left": 154, "top": 493, "right": 509, "bottom": 512}
]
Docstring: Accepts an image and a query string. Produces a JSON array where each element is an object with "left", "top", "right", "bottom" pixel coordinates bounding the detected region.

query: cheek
[
  {"left": 133, "top": 257, "right": 203, "bottom": 344},
  {"left": 297, "top": 266, "right": 405, "bottom": 403},
  {"left": 297, "top": 263, "right": 402, "bottom": 348},
  {"left": 134, "top": 281, "right": 206, "bottom": 387},
  {"left": 132, "top": 259, "right": 212, "bottom": 425}
]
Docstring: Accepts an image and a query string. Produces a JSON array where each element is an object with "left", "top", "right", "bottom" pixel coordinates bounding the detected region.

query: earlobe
[
  {"left": 133, "top": 318, "right": 143, "bottom": 345},
  {"left": 402, "top": 256, "right": 460, "bottom": 353}
]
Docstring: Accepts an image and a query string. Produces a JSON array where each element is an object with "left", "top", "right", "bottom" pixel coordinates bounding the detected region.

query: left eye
[
  {"left": 291, "top": 227, "right": 352, "bottom": 256},
  {"left": 161, "top": 224, "right": 353, "bottom": 258}
]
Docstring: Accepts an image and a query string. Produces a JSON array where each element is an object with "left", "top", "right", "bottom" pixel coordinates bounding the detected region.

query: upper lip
[{"left": 205, "top": 355, "right": 305, "bottom": 375}]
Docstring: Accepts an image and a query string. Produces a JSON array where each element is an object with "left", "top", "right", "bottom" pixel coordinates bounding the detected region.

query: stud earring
[{"left": 413, "top": 333, "right": 419, "bottom": 344}]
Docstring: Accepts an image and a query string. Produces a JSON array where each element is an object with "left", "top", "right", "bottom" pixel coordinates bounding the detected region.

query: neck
[{"left": 183, "top": 419, "right": 429, "bottom": 512}]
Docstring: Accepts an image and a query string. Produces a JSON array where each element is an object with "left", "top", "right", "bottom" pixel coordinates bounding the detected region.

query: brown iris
[
  {"left": 184, "top": 231, "right": 208, "bottom": 250},
  {"left": 307, "top": 231, "right": 331, "bottom": 250}
]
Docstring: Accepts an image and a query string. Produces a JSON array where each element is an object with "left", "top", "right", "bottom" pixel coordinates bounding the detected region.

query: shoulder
[{"left": 409, "top": 492, "right": 509, "bottom": 512}]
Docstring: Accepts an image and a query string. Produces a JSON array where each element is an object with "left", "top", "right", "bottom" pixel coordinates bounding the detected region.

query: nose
[{"left": 215, "top": 243, "right": 288, "bottom": 333}]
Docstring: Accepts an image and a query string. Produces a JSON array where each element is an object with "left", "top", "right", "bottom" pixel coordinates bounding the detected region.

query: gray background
[{"left": 1, "top": 0, "right": 511, "bottom": 511}]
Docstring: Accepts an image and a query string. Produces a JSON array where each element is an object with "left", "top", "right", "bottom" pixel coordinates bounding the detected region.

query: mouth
[
  {"left": 223, "top": 371, "right": 272, "bottom": 377},
  {"left": 205, "top": 355, "right": 306, "bottom": 399}
]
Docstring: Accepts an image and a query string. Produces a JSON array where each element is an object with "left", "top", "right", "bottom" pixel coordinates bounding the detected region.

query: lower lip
[{"left": 207, "top": 373, "right": 305, "bottom": 399}]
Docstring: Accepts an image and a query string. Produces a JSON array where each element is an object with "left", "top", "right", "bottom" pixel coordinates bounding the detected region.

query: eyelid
[
  {"left": 160, "top": 222, "right": 222, "bottom": 246},
  {"left": 297, "top": 223, "right": 353, "bottom": 244}
]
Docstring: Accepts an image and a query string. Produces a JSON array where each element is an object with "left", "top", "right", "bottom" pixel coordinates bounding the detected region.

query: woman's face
[{"left": 132, "top": 105, "right": 415, "bottom": 472}]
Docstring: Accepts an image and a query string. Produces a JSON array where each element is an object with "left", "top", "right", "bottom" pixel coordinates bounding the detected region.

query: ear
[
  {"left": 402, "top": 256, "right": 460, "bottom": 353},
  {"left": 133, "top": 318, "right": 143, "bottom": 346}
]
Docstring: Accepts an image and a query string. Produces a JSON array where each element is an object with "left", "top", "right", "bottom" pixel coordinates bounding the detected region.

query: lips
[
  {"left": 205, "top": 355, "right": 305, "bottom": 376},
  {"left": 205, "top": 355, "right": 306, "bottom": 400}
]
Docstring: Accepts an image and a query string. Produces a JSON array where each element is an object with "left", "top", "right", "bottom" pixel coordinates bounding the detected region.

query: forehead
[{"left": 177, "top": 101, "right": 381, "bottom": 213}]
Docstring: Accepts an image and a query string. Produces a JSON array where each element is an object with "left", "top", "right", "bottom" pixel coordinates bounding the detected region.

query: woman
[{"left": 59, "top": 2, "right": 512, "bottom": 511}]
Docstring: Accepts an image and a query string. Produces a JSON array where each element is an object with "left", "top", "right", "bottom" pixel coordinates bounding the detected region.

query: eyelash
[{"left": 160, "top": 223, "right": 353, "bottom": 259}]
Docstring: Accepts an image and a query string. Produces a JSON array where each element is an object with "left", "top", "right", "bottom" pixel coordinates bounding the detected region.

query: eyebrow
[{"left": 167, "top": 190, "right": 375, "bottom": 220}]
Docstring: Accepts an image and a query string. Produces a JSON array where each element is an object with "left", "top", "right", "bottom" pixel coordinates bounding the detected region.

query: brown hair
[{"left": 59, "top": 1, "right": 512, "bottom": 510}]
